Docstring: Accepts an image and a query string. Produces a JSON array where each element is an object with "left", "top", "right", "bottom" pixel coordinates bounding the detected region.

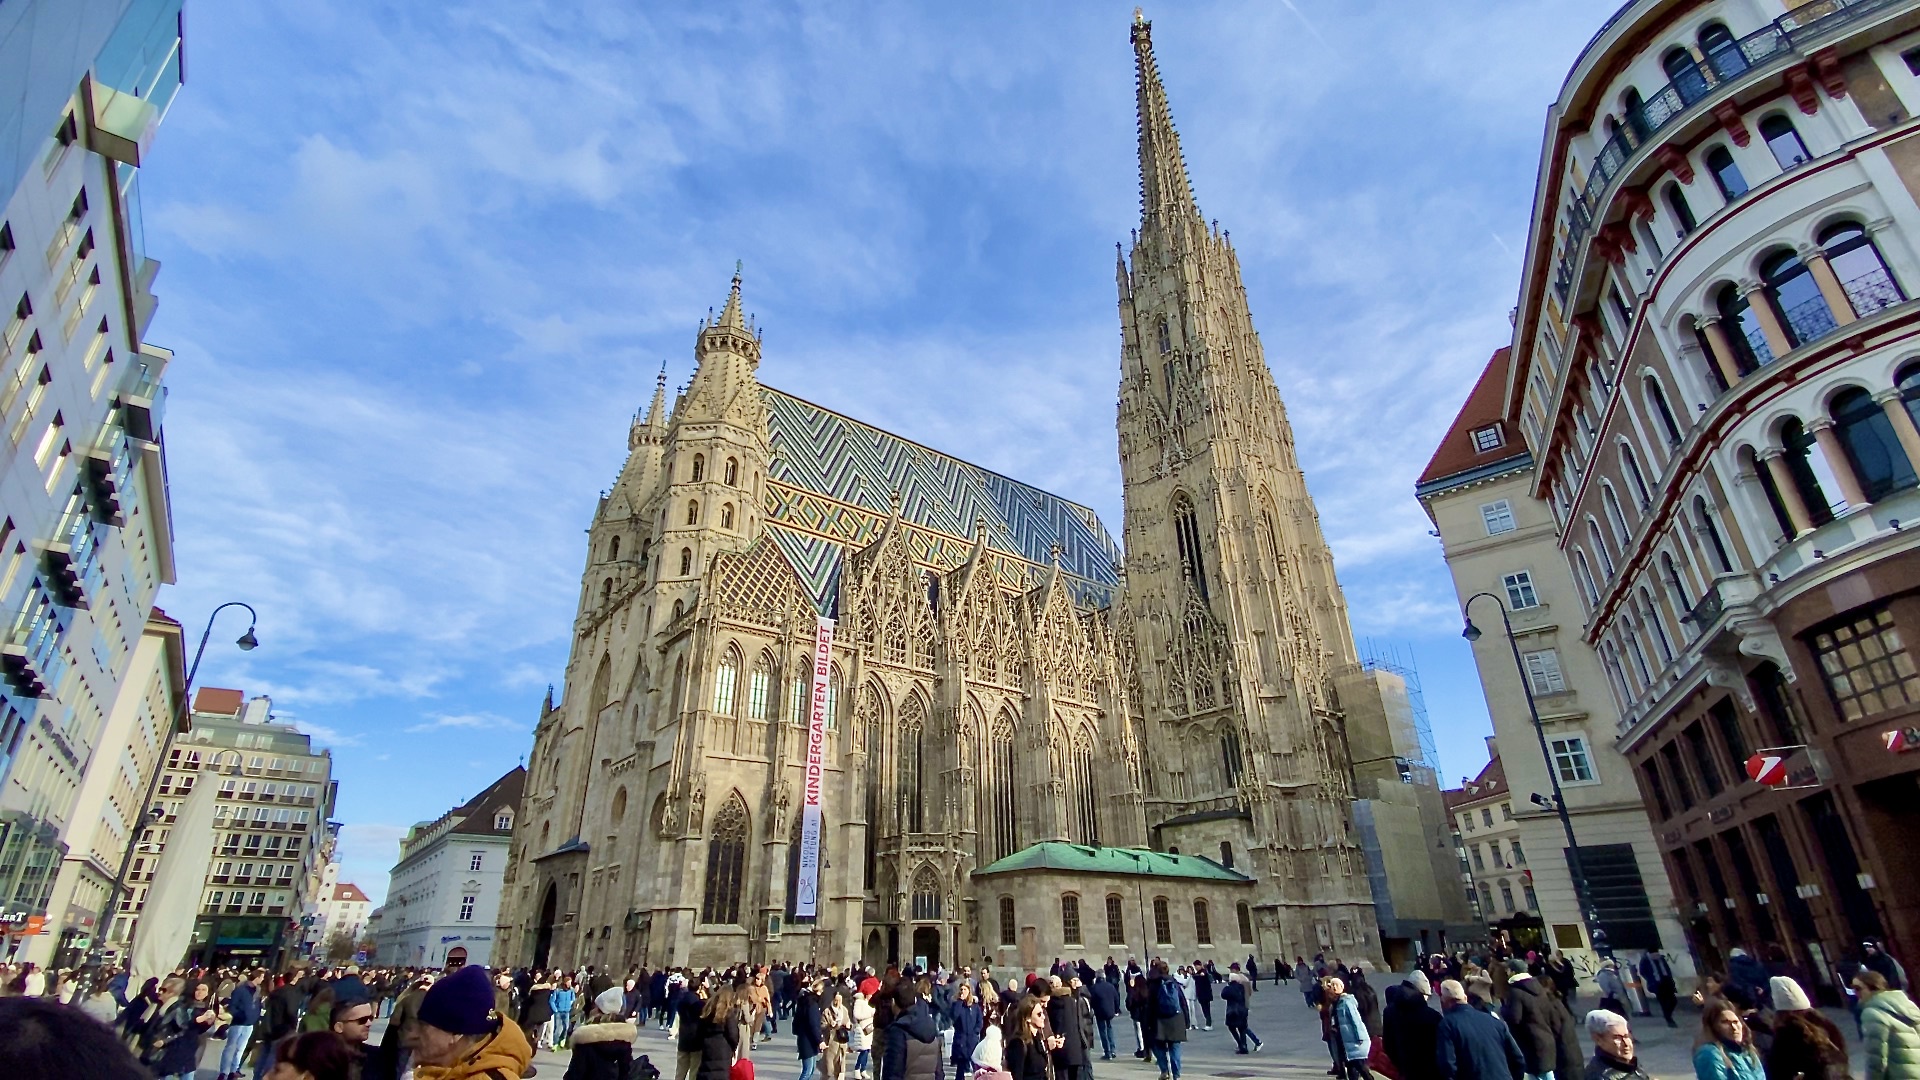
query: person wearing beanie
[
  {"left": 1764, "top": 977, "right": 1848, "bottom": 1080},
  {"left": 849, "top": 978, "right": 878, "bottom": 1080},
  {"left": 412, "top": 966, "right": 533, "bottom": 1080},
  {"left": 564, "top": 985, "right": 638, "bottom": 1080}
]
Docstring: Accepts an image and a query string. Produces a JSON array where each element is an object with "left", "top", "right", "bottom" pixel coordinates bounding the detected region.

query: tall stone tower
[{"left": 1116, "top": 11, "right": 1376, "bottom": 957}]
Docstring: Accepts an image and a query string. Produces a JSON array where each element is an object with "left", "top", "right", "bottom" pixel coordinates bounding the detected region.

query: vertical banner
[{"left": 794, "top": 615, "right": 835, "bottom": 917}]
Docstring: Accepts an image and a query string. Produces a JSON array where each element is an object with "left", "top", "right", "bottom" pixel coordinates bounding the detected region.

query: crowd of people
[{"left": 0, "top": 938, "right": 1915, "bottom": 1080}]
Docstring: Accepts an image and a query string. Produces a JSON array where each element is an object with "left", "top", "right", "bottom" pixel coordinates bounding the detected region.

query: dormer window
[
  {"left": 1472, "top": 425, "right": 1504, "bottom": 452},
  {"left": 494, "top": 809, "right": 512, "bottom": 831}
]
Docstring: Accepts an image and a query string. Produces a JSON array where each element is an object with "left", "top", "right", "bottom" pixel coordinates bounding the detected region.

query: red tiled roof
[
  {"left": 333, "top": 883, "right": 370, "bottom": 903},
  {"left": 193, "top": 687, "right": 246, "bottom": 715},
  {"left": 1442, "top": 756, "right": 1507, "bottom": 810},
  {"left": 1417, "top": 348, "right": 1520, "bottom": 488}
]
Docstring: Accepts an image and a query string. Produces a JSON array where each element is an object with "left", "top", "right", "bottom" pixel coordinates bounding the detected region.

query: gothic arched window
[
  {"left": 1171, "top": 493, "right": 1208, "bottom": 601},
  {"left": 686, "top": 500, "right": 700, "bottom": 526},
  {"left": 721, "top": 503, "right": 735, "bottom": 530},
  {"left": 1068, "top": 727, "right": 1099, "bottom": 846},
  {"left": 679, "top": 548, "right": 692, "bottom": 576},
  {"left": 607, "top": 535, "right": 620, "bottom": 560},
  {"left": 1237, "top": 901, "right": 1254, "bottom": 944},
  {"left": 990, "top": 711, "right": 1020, "bottom": 861},
  {"left": 725, "top": 457, "right": 739, "bottom": 485},
  {"left": 747, "top": 654, "right": 774, "bottom": 722},
  {"left": 911, "top": 865, "right": 941, "bottom": 921},
  {"left": 1193, "top": 899, "right": 1212, "bottom": 945},
  {"left": 899, "top": 697, "right": 925, "bottom": 833},
  {"left": 1644, "top": 375, "right": 1683, "bottom": 448},
  {"left": 700, "top": 794, "right": 749, "bottom": 925},
  {"left": 691, "top": 454, "right": 705, "bottom": 482},
  {"left": 1694, "top": 495, "right": 1735, "bottom": 573},
  {"left": 827, "top": 665, "right": 842, "bottom": 731},
  {"left": 714, "top": 649, "right": 740, "bottom": 715},
  {"left": 1220, "top": 727, "right": 1243, "bottom": 788},
  {"left": 1156, "top": 316, "right": 1171, "bottom": 355}
]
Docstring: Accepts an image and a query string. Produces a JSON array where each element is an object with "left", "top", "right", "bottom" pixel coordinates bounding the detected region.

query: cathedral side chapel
[{"left": 498, "top": 13, "right": 1381, "bottom": 972}]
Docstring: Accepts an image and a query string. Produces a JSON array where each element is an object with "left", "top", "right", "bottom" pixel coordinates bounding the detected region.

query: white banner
[{"left": 794, "top": 616, "right": 834, "bottom": 917}]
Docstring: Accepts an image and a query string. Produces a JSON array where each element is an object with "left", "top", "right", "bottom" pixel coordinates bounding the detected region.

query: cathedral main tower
[{"left": 1115, "top": 11, "right": 1376, "bottom": 957}]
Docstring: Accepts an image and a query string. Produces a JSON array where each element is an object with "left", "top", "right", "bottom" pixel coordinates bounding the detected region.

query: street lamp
[
  {"left": 90, "top": 601, "right": 259, "bottom": 968},
  {"left": 1460, "top": 592, "right": 1603, "bottom": 955}
]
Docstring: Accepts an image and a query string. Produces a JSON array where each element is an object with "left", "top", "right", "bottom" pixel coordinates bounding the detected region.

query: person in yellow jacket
[{"left": 411, "top": 965, "right": 534, "bottom": 1080}]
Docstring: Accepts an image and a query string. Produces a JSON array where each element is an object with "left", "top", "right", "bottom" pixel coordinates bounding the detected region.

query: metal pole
[
  {"left": 90, "top": 601, "right": 257, "bottom": 968},
  {"left": 1462, "top": 592, "right": 1600, "bottom": 952}
]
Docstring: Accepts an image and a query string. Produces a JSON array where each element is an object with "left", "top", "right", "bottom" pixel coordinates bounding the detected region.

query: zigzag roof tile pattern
[{"left": 760, "top": 387, "right": 1121, "bottom": 613}]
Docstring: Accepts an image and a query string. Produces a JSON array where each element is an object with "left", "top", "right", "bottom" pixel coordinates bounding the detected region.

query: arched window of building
[
  {"left": 701, "top": 793, "right": 749, "bottom": 925},
  {"left": 1068, "top": 727, "right": 1100, "bottom": 846},
  {"left": 1171, "top": 493, "right": 1208, "bottom": 601},
  {"left": 911, "top": 865, "right": 941, "bottom": 920},
  {"left": 899, "top": 697, "right": 925, "bottom": 833},
  {"left": 1061, "top": 894, "right": 1083, "bottom": 945},
  {"left": 1760, "top": 115, "right": 1810, "bottom": 170},
  {"left": 827, "top": 665, "right": 841, "bottom": 731},
  {"left": 1645, "top": 375, "right": 1683, "bottom": 448},
  {"left": 747, "top": 654, "right": 774, "bottom": 722},
  {"left": 724, "top": 457, "right": 738, "bottom": 485},
  {"left": 1157, "top": 316, "right": 1172, "bottom": 355},
  {"left": 863, "top": 686, "right": 884, "bottom": 888},
  {"left": 1573, "top": 549, "right": 1600, "bottom": 607},
  {"left": 1832, "top": 387, "right": 1918, "bottom": 500},
  {"left": 1588, "top": 519, "right": 1616, "bottom": 578},
  {"left": 1637, "top": 218, "right": 1665, "bottom": 263},
  {"left": 1900, "top": 362, "right": 1920, "bottom": 433},
  {"left": 1660, "top": 552, "right": 1692, "bottom": 615},
  {"left": 611, "top": 786, "right": 628, "bottom": 825},
  {"left": 1665, "top": 48, "right": 1707, "bottom": 106},
  {"left": 686, "top": 500, "right": 700, "bottom": 526},
  {"left": 1219, "top": 841, "right": 1235, "bottom": 868},
  {"left": 672, "top": 599, "right": 685, "bottom": 621},
  {"left": 721, "top": 503, "right": 735, "bottom": 530},
  {"left": 1663, "top": 182, "right": 1698, "bottom": 236},
  {"left": 1499, "top": 879, "right": 1516, "bottom": 913},
  {"left": 600, "top": 579, "right": 612, "bottom": 606},
  {"left": 1624, "top": 615, "right": 1654, "bottom": 686},
  {"left": 1694, "top": 496, "right": 1735, "bottom": 574},
  {"left": 1220, "top": 728, "right": 1243, "bottom": 788},
  {"left": 1744, "top": 445, "right": 1796, "bottom": 542},
  {"left": 998, "top": 896, "right": 1016, "bottom": 946},
  {"left": 669, "top": 655, "right": 687, "bottom": 722},
  {"left": 607, "top": 535, "right": 620, "bottom": 560},
  {"left": 1621, "top": 87, "right": 1649, "bottom": 142},
  {"left": 1761, "top": 249, "right": 1835, "bottom": 347},
  {"left": 1641, "top": 587, "right": 1675, "bottom": 663},
  {"left": 1823, "top": 222, "right": 1905, "bottom": 317},
  {"left": 1602, "top": 484, "right": 1631, "bottom": 547},
  {"left": 1107, "top": 895, "right": 1126, "bottom": 945},
  {"left": 1237, "top": 901, "right": 1254, "bottom": 944},
  {"left": 1706, "top": 146, "right": 1749, "bottom": 201},
  {"left": 1780, "top": 419, "right": 1836, "bottom": 525},
  {"left": 1694, "top": 323, "right": 1731, "bottom": 396},
  {"left": 679, "top": 548, "right": 693, "bottom": 576},
  {"left": 1193, "top": 899, "right": 1213, "bottom": 945},
  {"left": 690, "top": 454, "right": 705, "bottom": 482},
  {"left": 1716, "top": 284, "right": 1770, "bottom": 370},
  {"left": 990, "top": 712, "right": 1020, "bottom": 861},
  {"left": 1700, "top": 22, "right": 1746, "bottom": 79},
  {"left": 1152, "top": 897, "right": 1172, "bottom": 945},
  {"left": 714, "top": 648, "right": 740, "bottom": 715},
  {"left": 1621, "top": 444, "right": 1652, "bottom": 507}
]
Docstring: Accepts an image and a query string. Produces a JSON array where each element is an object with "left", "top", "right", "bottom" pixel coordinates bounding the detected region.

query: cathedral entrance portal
[
  {"left": 864, "top": 929, "right": 885, "bottom": 969},
  {"left": 911, "top": 927, "right": 940, "bottom": 970},
  {"left": 533, "top": 883, "right": 558, "bottom": 969}
]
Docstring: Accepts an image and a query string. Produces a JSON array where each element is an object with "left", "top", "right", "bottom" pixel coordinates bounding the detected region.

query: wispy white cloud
[{"left": 404, "top": 713, "right": 526, "bottom": 735}]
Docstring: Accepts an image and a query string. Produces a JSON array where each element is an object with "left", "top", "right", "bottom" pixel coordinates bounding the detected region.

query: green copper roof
[{"left": 973, "top": 842, "right": 1255, "bottom": 882}]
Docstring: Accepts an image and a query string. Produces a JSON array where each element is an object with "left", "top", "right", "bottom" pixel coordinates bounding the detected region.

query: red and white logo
[{"left": 1745, "top": 753, "right": 1788, "bottom": 787}]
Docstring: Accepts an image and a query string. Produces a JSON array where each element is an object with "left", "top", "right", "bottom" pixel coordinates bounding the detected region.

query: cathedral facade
[{"left": 497, "top": 15, "right": 1379, "bottom": 973}]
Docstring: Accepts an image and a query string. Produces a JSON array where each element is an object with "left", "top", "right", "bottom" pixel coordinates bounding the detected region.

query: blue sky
[{"left": 143, "top": 0, "right": 1623, "bottom": 902}]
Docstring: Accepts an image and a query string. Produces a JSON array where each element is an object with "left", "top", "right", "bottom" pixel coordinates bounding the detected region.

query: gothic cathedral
[{"left": 498, "top": 14, "right": 1379, "bottom": 973}]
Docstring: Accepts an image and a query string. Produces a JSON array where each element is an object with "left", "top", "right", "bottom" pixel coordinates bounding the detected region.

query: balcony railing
[
  {"left": 1783, "top": 294, "right": 1841, "bottom": 345},
  {"left": 1743, "top": 323, "right": 1777, "bottom": 366},
  {"left": 1842, "top": 266, "right": 1904, "bottom": 316},
  {"left": 1551, "top": 0, "right": 1903, "bottom": 304},
  {"left": 1684, "top": 584, "right": 1726, "bottom": 630},
  {"left": 116, "top": 353, "right": 165, "bottom": 442}
]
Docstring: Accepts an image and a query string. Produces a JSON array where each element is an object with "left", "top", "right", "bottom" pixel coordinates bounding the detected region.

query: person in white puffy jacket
[{"left": 850, "top": 978, "right": 879, "bottom": 1080}]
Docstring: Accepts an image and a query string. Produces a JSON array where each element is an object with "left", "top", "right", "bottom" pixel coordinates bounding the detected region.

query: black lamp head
[
  {"left": 1461, "top": 619, "right": 1483, "bottom": 642},
  {"left": 236, "top": 627, "right": 259, "bottom": 652}
]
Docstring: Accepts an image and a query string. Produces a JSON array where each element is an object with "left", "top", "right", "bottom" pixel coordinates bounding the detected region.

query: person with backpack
[
  {"left": 1148, "top": 960, "right": 1190, "bottom": 1080},
  {"left": 566, "top": 985, "right": 638, "bottom": 1080}
]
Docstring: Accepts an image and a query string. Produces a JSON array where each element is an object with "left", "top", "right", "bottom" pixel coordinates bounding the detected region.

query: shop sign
[{"left": 1882, "top": 726, "right": 1920, "bottom": 753}]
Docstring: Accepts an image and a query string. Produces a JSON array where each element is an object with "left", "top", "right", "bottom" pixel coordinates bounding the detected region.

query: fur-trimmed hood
[{"left": 570, "top": 1019, "right": 638, "bottom": 1046}]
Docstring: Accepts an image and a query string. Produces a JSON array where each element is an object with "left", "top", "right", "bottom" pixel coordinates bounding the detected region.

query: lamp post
[
  {"left": 90, "top": 602, "right": 258, "bottom": 968},
  {"left": 1460, "top": 592, "right": 1603, "bottom": 955}
]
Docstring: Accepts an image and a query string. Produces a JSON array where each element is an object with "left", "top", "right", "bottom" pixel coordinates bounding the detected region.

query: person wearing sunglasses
[{"left": 330, "top": 995, "right": 397, "bottom": 1080}]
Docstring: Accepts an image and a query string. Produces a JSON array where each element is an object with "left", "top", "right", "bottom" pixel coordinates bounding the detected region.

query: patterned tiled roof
[
  {"left": 761, "top": 388, "right": 1121, "bottom": 612},
  {"left": 974, "top": 842, "right": 1254, "bottom": 882}
]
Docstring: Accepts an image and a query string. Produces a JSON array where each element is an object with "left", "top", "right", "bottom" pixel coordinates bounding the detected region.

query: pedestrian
[
  {"left": 1436, "top": 980, "right": 1525, "bottom": 1080},
  {"left": 1090, "top": 970, "right": 1121, "bottom": 1061},
  {"left": 142, "top": 976, "right": 220, "bottom": 1080},
  {"left": 823, "top": 984, "right": 852, "bottom": 1080},
  {"left": 1383, "top": 973, "right": 1437, "bottom": 1080},
  {"left": 750, "top": 969, "right": 775, "bottom": 1046},
  {"left": 1582, "top": 1010, "right": 1648, "bottom": 1080},
  {"left": 328, "top": 993, "right": 392, "bottom": 1080},
  {"left": 1045, "top": 976, "right": 1090, "bottom": 1080},
  {"left": 1594, "top": 963, "right": 1628, "bottom": 1018},
  {"left": 1762, "top": 977, "right": 1846, "bottom": 1080},
  {"left": 949, "top": 981, "right": 984, "bottom": 1071},
  {"left": 524, "top": 972, "right": 556, "bottom": 1051},
  {"left": 1221, "top": 965, "right": 1262, "bottom": 1054},
  {"left": 883, "top": 981, "right": 944, "bottom": 1080},
  {"left": 697, "top": 983, "right": 744, "bottom": 1080},
  {"left": 1694, "top": 1000, "right": 1764, "bottom": 1080},
  {"left": 410, "top": 964, "right": 535, "bottom": 1080},
  {"left": 850, "top": 978, "right": 879, "bottom": 1080},
  {"left": 1501, "top": 960, "right": 1581, "bottom": 1080},
  {"left": 265, "top": 1031, "right": 357, "bottom": 1080},
  {"left": 1855, "top": 971, "right": 1920, "bottom": 1080},
  {"left": 1636, "top": 951, "right": 1677, "bottom": 1029},
  {"left": 1301, "top": 960, "right": 1320, "bottom": 1009},
  {"left": 1726, "top": 951, "right": 1769, "bottom": 1010},
  {"left": 0, "top": 994, "right": 149, "bottom": 1080},
  {"left": 1004, "top": 997, "right": 1058, "bottom": 1080},
  {"left": 1195, "top": 965, "right": 1215, "bottom": 1031},
  {"left": 1328, "top": 977, "right": 1373, "bottom": 1080},
  {"left": 552, "top": 975, "right": 580, "bottom": 1050},
  {"left": 1149, "top": 959, "right": 1191, "bottom": 1080},
  {"left": 1350, "top": 968, "right": 1382, "bottom": 1038},
  {"left": 1865, "top": 943, "right": 1911, "bottom": 993},
  {"left": 795, "top": 978, "right": 825, "bottom": 1080},
  {"left": 220, "top": 969, "right": 264, "bottom": 1080},
  {"left": 1248, "top": 957, "right": 1260, "bottom": 990},
  {"left": 385, "top": 972, "right": 433, "bottom": 1078},
  {"left": 1128, "top": 971, "right": 1152, "bottom": 1059},
  {"left": 255, "top": 972, "right": 307, "bottom": 1080},
  {"left": 563, "top": 985, "right": 636, "bottom": 1080}
]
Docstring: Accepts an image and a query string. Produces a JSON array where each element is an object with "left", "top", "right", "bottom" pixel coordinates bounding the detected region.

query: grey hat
[
  {"left": 1405, "top": 970, "right": 1432, "bottom": 996},
  {"left": 1507, "top": 958, "right": 1530, "bottom": 975}
]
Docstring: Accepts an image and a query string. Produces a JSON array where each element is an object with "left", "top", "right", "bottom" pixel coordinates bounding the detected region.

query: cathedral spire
[
  {"left": 646, "top": 361, "right": 669, "bottom": 428},
  {"left": 716, "top": 260, "right": 745, "bottom": 330},
  {"left": 1131, "top": 10, "right": 1202, "bottom": 233}
]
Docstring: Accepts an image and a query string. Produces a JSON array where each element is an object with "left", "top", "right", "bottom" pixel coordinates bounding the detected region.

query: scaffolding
[{"left": 1359, "top": 639, "right": 1441, "bottom": 777}]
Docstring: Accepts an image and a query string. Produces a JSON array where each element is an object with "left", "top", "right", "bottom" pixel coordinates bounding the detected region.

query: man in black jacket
[
  {"left": 252, "top": 975, "right": 306, "bottom": 1080},
  {"left": 1383, "top": 974, "right": 1440, "bottom": 1080},
  {"left": 882, "top": 983, "right": 943, "bottom": 1080},
  {"left": 1089, "top": 972, "right": 1122, "bottom": 1061},
  {"left": 1500, "top": 961, "right": 1581, "bottom": 1080},
  {"left": 794, "top": 979, "right": 825, "bottom": 1080},
  {"left": 1437, "top": 980, "right": 1525, "bottom": 1080},
  {"left": 1045, "top": 977, "right": 1091, "bottom": 1080}
]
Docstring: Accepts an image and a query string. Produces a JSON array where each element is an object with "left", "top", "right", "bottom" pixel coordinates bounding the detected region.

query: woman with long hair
[
  {"left": 1004, "top": 996, "right": 1059, "bottom": 1080},
  {"left": 142, "top": 977, "right": 219, "bottom": 1080},
  {"left": 1694, "top": 1000, "right": 1765, "bottom": 1080},
  {"left": 1764, "top": 977, "right": 1848, "bottom": 1080},
  {"left": 699, "top": 983, "right": 744, "bottom": 1080}
]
